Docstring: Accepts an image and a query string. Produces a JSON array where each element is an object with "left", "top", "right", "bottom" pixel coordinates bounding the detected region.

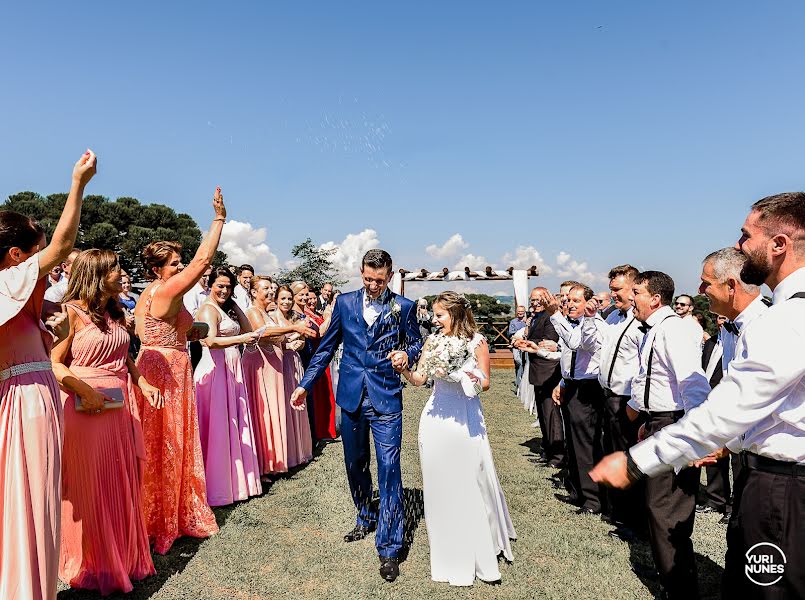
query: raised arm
[
  {"left": 38, "top": 150, "right": 97, "bottom": 274},
  {"left": 157, "top": 188, "right": 227, "bottom": 300}
]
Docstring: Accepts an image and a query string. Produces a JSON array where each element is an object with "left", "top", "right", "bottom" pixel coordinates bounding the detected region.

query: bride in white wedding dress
[{"left": 401, "top": 291, "right": 516, "bottom": 587}]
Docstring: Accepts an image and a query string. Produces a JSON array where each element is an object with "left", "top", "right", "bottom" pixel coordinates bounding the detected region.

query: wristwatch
[{"left": 625, "top": 451, "right": 647, "bottom": 483}]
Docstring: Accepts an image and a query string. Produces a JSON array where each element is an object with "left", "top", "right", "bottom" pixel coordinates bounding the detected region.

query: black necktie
[
  {"left": 638, "top": 322, "right": 651, "bottom": 334},
  {"left": 567, "top": 318, "right": 580, "bottom": 326},
  {"left": 723, "top": 321, "right": 740, "bottom": 335}
]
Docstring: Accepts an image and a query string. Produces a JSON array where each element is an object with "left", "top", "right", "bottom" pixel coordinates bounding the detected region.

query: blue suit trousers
[{"left": 341, "top": 390, "right": 403, "bottom": 558}]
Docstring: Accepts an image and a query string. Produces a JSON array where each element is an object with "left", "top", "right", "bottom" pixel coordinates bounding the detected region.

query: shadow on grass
[
  {"left": 625, "top": 527, "right": 724, "bottom": 599},
  {"left": 519, "top": 435, "right": 544, "bottom": 456}
]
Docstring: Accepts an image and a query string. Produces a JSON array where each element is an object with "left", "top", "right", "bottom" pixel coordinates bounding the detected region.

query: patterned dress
[{"left": 135, "top": 284, "right": 218, "bottom": 554}]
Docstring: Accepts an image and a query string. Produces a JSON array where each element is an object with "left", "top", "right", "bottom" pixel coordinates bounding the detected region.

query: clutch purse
[{"left": 75, "top": 387, "right": 125, "bottom": 412}]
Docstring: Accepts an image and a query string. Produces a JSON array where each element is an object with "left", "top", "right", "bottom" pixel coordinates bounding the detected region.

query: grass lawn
[{"left": 58, "top": 370, "right": 727, "bottom": 599}]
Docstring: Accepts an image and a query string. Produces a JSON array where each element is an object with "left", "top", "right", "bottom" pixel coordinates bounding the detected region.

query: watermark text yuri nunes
[{"left": 745, "top": 542, "right": 787, "bottom": 587}]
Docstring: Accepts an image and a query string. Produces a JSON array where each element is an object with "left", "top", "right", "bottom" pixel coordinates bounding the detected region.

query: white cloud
[
  {"left": 425, "top": 234, "right": 469, "bottom": 260},
  {"left": 219, "top": 220, "right": 280, "bottom": 274},
  {"left": 452, "top": 253, "right": 490, "bottom": 271},
  {"left": 319, "top": 229, "right": 381, "bottom": 287},
  {"left": 501, "top": 245, "right": 554, "bottom": 275},
  {"left": 554, "top": 251, "right": 606, "bottom": 285}
]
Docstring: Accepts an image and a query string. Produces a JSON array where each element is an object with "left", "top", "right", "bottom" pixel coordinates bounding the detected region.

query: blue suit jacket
[{"left": 299, "top": 289, "right": 423, "bottom": 414}]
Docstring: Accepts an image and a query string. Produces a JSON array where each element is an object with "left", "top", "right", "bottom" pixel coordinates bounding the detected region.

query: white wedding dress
[{"left": 418, "top": 333, "right": 517, "bottom": 586}]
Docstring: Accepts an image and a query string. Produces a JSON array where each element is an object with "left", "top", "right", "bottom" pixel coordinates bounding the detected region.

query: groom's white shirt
[{"left": 363, "top": 290, "right": 384, "bottom": 327}]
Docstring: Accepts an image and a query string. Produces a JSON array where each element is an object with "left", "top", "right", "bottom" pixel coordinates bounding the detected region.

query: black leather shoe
[
  {"left": 719, "top": 512, "right": 731, "bottom": 525},
  {"left": 379, "top": 557, "right": 400, "bottom": 582},
  {"left": 575, "top": 506, "right": 601, "bottom": 516},
  {"left": 608, "top": 526, "right": 639, "bottom": 542},
  {"left": 344, "top": 524, "right": 375, "bottom": 542},
  {"left": 695, "top": 504, "right": 717, "bottom": 514},
  {"left": 554, "top": 493, "right": 582, "bottom": 506}
]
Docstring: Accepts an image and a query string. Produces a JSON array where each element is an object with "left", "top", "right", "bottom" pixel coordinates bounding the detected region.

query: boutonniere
[{"left": 386, "top": 297, "right": 402, "bottom": 321}]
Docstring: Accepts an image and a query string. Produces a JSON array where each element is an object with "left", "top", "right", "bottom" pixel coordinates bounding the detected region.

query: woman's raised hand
[
  {"left": 72, "top": 149, "right": 97, "bottom": 187},
  {"left": 213, "top": 186, "right": 227, "bottom": 219}
]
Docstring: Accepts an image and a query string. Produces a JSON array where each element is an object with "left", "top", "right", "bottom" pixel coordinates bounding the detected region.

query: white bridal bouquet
[{"left": 420, "top": 333, "right": 486, "bottom": 397}]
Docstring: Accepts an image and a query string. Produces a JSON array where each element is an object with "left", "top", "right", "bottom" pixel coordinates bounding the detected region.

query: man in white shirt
[
  {"left": 233, "top": 264, "right": 254, "bottom": 312},
  {"left": 540, "top": 284, "right": 605, "bottom": 515},
  {"left": 43, "top": 248, "right": 80, "bottom": 308},
  {"left": 592, "top": 193, "right": 805, "bottom": 597},
  {"left": 673, "top": 293, "right": 705, "bottom": 350},
  {"left": 697, "top": 248, "right": 768, "bottom": 523},
  {"left": 625, "top": 271, "right": 711, "bottom": 599},
  {"left": 183, "top": 267, "right": 212, "bottom": 318},
  {"left": 581, "top": 264, "right": 644, "bottom": 540}
]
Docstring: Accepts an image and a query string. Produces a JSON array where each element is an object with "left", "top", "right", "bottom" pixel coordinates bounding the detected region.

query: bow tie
[
  {"left": 618, "top": 309, "right": 628, "bottom": 318},
  {"left": 638, "top": 322, "right": 651, "bottom": 334},
  {"left": 723, "top": 321, "right": 740, "bottom": 335},
  {"left": 567, "top": 318, "right": 580, "bottom": 326}
]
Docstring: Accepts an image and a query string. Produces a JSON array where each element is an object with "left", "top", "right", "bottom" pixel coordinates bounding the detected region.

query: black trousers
[
  {"left": 702, "top": 456, "right": 731, "bottom": 512},
  {"left": 533, "top": 372, "right": 564, "bottom": 465},
  {"left": 563, "top": 379, "right": 604, "bottom": 512},
  {"left": 643, "top": 413, "right": 699, "bottom": 600},
  {"left": 602, "top": 394, "right": 644, "bottom": 527},
  {"left": 723, "top": 464, "right": 805, "bottom": 599}
]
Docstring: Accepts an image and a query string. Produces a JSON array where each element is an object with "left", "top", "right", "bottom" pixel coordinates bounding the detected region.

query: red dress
[
  {"left": 305, "top": 309, "right": 337, "bottom": 440},
  {"left": 134, "top": 284, "right": 218, "bottom": 554}
]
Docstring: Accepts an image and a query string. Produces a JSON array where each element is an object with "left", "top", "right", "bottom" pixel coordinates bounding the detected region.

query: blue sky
[{"left": 2, "top": 2, "right": 804, "bottom": 298}]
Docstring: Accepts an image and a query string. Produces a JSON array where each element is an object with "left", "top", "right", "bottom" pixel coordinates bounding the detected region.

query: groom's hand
[
  {"left": 290, "top": 387, "right": 307, "bottom": 411},
  {"left": 388, "top": 350, "right": 408, "bottom": 372}
]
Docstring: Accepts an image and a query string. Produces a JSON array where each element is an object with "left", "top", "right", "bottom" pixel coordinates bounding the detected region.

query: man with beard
[{"left": 592, "top": 193, "right": 805, "bottom": 598}]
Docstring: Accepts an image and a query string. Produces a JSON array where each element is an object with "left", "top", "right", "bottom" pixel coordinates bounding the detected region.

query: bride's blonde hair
[{"left": 434, "top": 291, "right": 477, "bottom": 340}]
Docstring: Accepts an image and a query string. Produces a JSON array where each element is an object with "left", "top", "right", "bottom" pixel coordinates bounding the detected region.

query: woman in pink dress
[
  {"left": 133, "top": 189, "right": 225, "bottom": 554},
  {"left": 268, "top": 286, "right": 313, "bottom": 467},
  {"left": 194, "top": 267, "right": 261, "bottom": 505},
  {"left": 243, "top": 277, "right": 316, "bottom": 476},
  {"left": 52, "top": 249, "right": 161, "bottom": 595},
  {"left": 0, "top": 150, "right": 96, "bottom": 600}
]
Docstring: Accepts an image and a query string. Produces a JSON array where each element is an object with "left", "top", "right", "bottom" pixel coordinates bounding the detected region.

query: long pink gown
[
  {"left": 134, "top": 284, "right": 218, "bottom": 554},
  {"left": 58, "top": 305, "right": 155, "bottom": 594},
  {"left": 242, "top": 310, "right": 288, "bottom": 475},
  {"left": 0, "top": 255, "right": 62, "bottom": 600},
  {"left": 194, "top": 304, "right": 261, "bottom": 506},
  {"left": 268, "top": 312, "right": 313, "bottom": 468}
]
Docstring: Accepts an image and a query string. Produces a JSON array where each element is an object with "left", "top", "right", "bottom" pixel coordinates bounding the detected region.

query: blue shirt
[{"left": 508, "top": 317, "right": 527, "bottom": 336}]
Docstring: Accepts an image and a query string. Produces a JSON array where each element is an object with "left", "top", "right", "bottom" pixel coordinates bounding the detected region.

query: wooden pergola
[
  {"left": 396, "top": 266, "right": 539, "bottom": 364},
  {"left": 396, "top": 265, "right": 539, "bottom": 297}
]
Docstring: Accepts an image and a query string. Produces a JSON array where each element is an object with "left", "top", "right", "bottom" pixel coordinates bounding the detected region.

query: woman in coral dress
[
  {"left": 194, "top": 267, "right": 262, "bottom": 505},
  {"left": 133, "top": 189, "right": 226, "bottom": 554},
  {"left": 52, "top": 250, "right": 160, "bottom": 595},
  {"left": 268, "top": 286, "right": 313, "bottom": 467},
  {"left": 0, "top": 150, "right": 96, "bottom": 600},
  {"left": 243, "top": 277, "right": 315, "bottom": 476}
]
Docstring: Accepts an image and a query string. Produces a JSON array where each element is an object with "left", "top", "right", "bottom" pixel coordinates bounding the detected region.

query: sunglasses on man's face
[{"left": 674, "top": 302, "right": 691, "bottom": 307}]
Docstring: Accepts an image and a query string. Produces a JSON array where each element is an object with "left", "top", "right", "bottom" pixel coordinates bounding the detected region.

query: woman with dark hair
[
  {"left": 301, "top": 284, "right": 337, "bottom": 441},
  {"left": 0, "top": 150, "right": 96, "bottom": 600},
  {"left": 132, "top": 188, "right": 226, "bottom": 554},
  {"left": 193, "top": 267, "right": 262, "bottom": 505},
  {"left": 268, "top": 286, "right": 313, "bottom": 467},
  {"left": 52, "top": 249, "right": 160, "bottom": 594}
]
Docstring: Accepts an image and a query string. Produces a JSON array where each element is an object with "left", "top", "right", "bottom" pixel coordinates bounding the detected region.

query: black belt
[
  {"left": 740, "top": 452, "right": 805, "bottom": 478},
  {"left": 602, "top": 388, "right": 628, "bottom": 399},
  {"left": 647, "top": 410, "right": 684, "bottom": 419}
]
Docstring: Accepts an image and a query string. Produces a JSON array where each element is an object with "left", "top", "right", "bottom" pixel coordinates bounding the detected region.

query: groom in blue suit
[{"left": 290, "top": 249, "right": 423, "bottom": 582}]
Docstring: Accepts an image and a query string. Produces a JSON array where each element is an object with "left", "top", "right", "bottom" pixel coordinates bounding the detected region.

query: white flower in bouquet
[{"left": 420, "top": 333, "right": 471, "bottom": 380}]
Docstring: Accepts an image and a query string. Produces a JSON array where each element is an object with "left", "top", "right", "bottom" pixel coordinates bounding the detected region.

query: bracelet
[
  {"left": 625, "top": 451, "right": 647, "bottom": 483},
  {"left": 213, "top": 217, "right": 226, "bottom": 223}
]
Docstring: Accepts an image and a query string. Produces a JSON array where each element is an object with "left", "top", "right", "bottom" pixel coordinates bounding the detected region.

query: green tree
[
  {"left": 2, "top": 191, "right": 226, "bottom": 281},
  {"left": 276, "top": 238, "right": 347, "bottom": 291},
  {"left": 423, "top": 293, "right": 511, "bottom": 319}
]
